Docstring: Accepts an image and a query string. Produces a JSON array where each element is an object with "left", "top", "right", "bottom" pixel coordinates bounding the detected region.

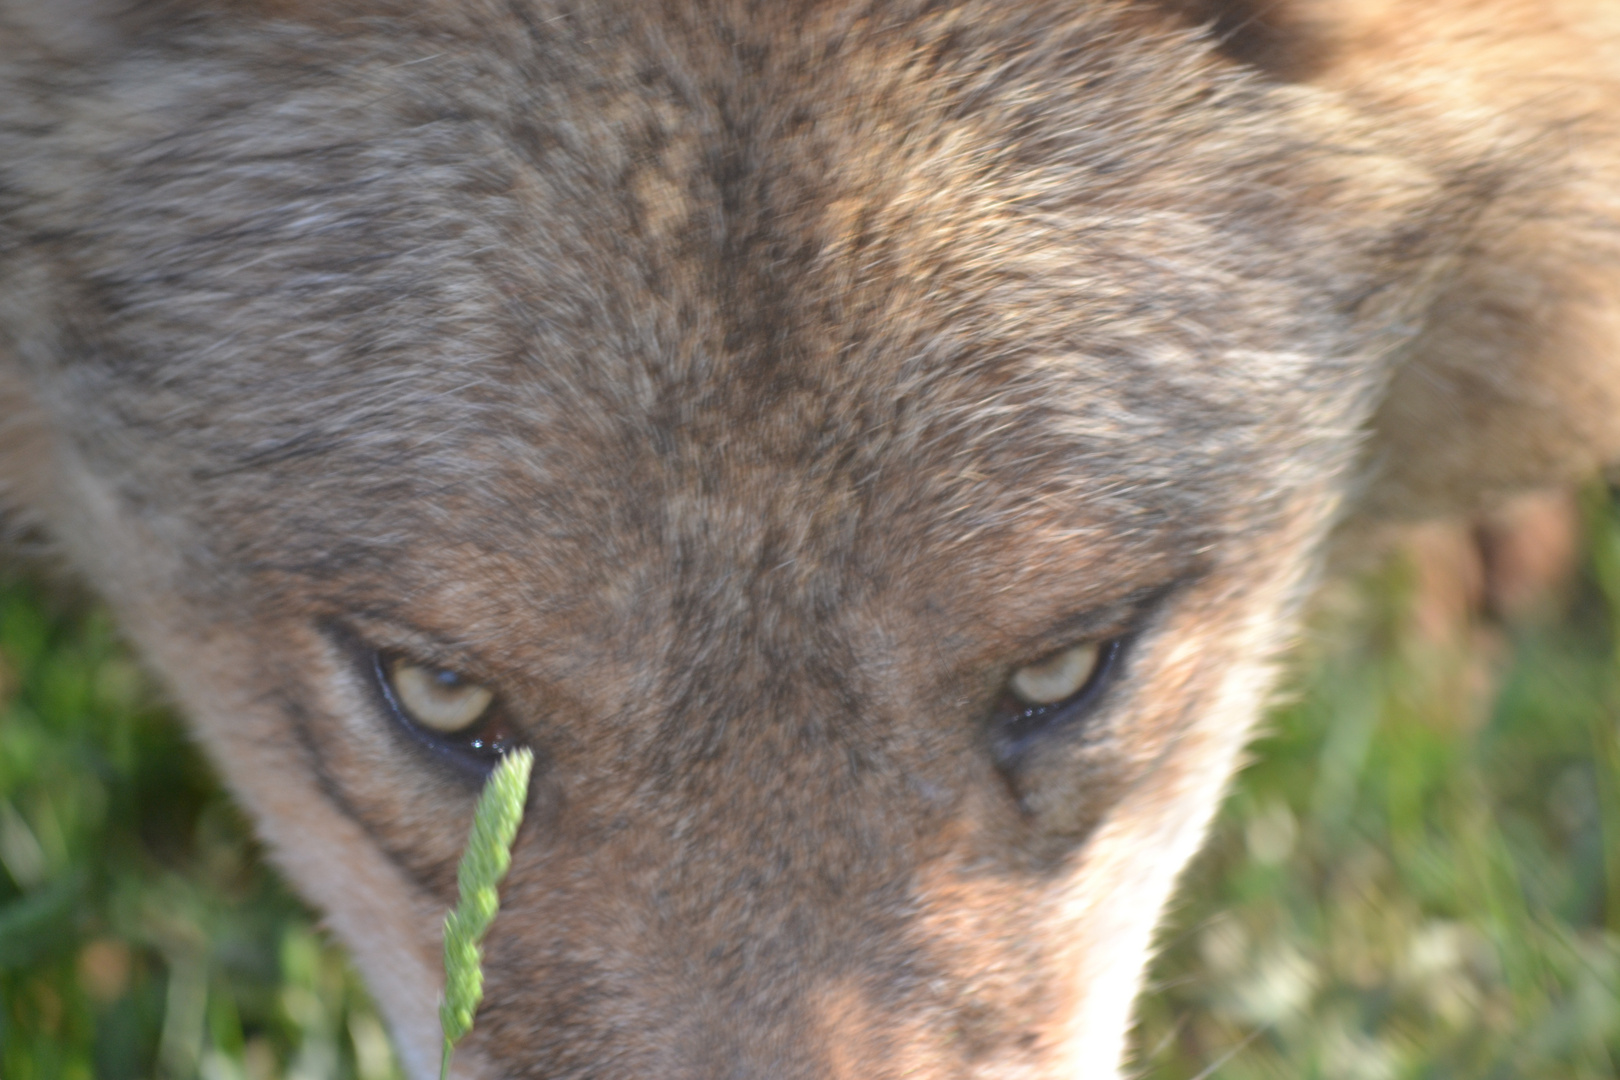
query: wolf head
[{"left": 0, "top": 1, "right": 1530, "bottom": 1076}]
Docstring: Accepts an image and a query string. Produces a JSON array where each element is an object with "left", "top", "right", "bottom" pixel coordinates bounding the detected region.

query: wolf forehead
[
  {"left": 82, "top": 224, "right": 1335, "bottom": 614},
  {"left": 34, "top": 6, "right": 1403, "bottom": 591}
]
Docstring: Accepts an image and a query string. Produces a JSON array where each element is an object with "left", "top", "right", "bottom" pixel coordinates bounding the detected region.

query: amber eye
[
  {"left": 995, "top": 638, "right": 1125, "bottom": 760},
  {"left": 1009, "top": 642, "right": 1102, "bottom": 706},
  {"left": 385, "top": 658, "right": 494, "bottom": 734}
]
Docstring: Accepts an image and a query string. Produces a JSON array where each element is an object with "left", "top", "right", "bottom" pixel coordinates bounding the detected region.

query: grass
[
  {"left": 2, "top": 496, "right": 1618, "bottom": 1078},
  {"left": 0, "top": 593, "right": 400, "bottom": 1080},
  {"left": 1136, "top": 493, "right": 1620, "bottom": 1079}
]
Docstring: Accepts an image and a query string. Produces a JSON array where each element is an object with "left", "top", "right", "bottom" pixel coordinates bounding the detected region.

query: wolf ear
[{"left": 1146, "top": 0, "right": 1329, "bottom": 81}]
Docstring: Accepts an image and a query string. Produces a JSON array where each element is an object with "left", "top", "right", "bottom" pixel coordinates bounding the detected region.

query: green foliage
[
  {"left": 0, "top": 581, "right": 400, "bottom": 1080},
  {"left": 1135, "top": 491, "right": 1620, "bottom": 1079},
  {"left": 439, "top": 748, "right": 532, "bottom": 1080}
]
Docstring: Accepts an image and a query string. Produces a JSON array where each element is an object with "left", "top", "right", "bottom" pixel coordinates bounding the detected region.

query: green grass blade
[{"left": 439, "top": 748, "right": 533, "bottom": 1080}]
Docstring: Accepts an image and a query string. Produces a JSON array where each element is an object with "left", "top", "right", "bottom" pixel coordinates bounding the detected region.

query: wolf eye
[
  {"left": 1010, "top": 643, "right": 1101, "bottom": 705},
  {"left": 371, "top": 652, "right": 517, "bottom": 773},
  {"left": 995, "top": 639, "right": 1124, "bottom": 756},
  {"left": 386, "top": 658, "right": 494, "bottom": 732}
]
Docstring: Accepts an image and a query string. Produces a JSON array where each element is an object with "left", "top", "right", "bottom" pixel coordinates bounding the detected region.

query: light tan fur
[{"left": 0, "top": 2, "right": 1616, "bottom": 1077}]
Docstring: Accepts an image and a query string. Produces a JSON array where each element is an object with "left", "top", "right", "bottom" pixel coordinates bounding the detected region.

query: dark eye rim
[
  {"left": 992, "top": 636, "right": 1127, "bottom": 761},
  {"left": 368, "top": 648, "right": 520, "bottom": 779}
]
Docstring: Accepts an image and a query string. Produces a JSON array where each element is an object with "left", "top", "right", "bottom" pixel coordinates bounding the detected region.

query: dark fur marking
[{"left": 1148, "top": 0, "right": 1330, "bottom": 81}]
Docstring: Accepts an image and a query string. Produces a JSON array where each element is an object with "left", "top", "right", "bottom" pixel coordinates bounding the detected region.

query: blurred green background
[{"left": 2, "top": 492, "right": 1618, "bottom": 1078}]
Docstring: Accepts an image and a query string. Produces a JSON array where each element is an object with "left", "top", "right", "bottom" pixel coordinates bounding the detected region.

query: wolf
[{"left": 1, "top": 0, "right": 1616, "bottom": 1076}]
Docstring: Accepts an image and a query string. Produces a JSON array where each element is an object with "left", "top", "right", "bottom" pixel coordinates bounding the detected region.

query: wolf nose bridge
[
  {"left": 463, "top": 478, "right": 1001, "bottom": 1075},
  {"left": 479, "top": 686, "right": 956, "bottom": 1080},
  {"left": 553, "top": 638, "right": 951, "bottom": 1067}
]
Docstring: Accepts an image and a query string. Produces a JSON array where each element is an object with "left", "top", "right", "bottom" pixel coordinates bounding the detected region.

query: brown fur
[{"left": 1, "top": 1, "right": 1616, "bottom": 1076}]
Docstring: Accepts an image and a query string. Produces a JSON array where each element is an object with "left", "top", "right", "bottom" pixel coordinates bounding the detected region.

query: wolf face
[{"left": 2, "top": 1, "right": 1617, "bottom": 1076}]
